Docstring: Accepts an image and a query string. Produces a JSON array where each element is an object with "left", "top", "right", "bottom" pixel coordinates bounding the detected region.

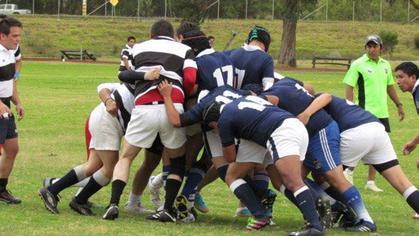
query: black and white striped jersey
[
  {"left": 0, "top": 44, "right": 16, "bottom": 108},
  {"left": 131, "top": 36, "right": 197, "bottom": 102},
  {"left": 97, "top": 82, "right": 135, "bottom": 133},
  {"left": 119, "top": 44, "right": 134, "bottom": 72},
  {"left": 12, "top": 44, "right": 21, "bottom": 61}
]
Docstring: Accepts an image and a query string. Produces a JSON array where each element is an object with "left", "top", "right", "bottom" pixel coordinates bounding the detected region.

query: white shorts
[
  {"left": 340, "top": 122, "right": 397, "bottom": 167},
  {"left": 266, "top": 118, "right": 308, "bottom": 162},
  {"left": 204, "top": 129, "right": 223, "bottom": 158},
  {"left": 125, "top": 104, "right": 186, "bottom": 149},
  {"left": 236, "top": 139, "right": 273, "bottom": 166},
  {"left": 88, "top": 104, "right": 124, "bottom": 151}
]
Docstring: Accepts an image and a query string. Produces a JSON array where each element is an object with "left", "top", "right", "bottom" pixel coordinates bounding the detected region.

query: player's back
[
  {"left": 225, "top": 45, "right": 274, "bottom": 88},
  {"left": 196, "top": 49, "right": 236, "bottom": 91}
]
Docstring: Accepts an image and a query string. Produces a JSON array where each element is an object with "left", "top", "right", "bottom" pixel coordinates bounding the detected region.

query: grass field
[
  {"left": 13, "top": 15, "right": 419, "bottom": 60},
  {"left": 0, "top": 61, "right": 418, "bottom": 235}
]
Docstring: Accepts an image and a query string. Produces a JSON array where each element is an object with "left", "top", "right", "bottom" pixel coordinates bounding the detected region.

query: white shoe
[
  {"left": 180, "top": 212, "right": 196, "bottom": 223},
  {"left": 343, "top": 169, "right": 354, "bottom": 185},
  {"left": 148, "top": 175, "right": 163, "bottom": 210},
  {"left": 124, "top": 202, "right": 153, "bottom": 214},
  {"left": 365, "top": 182, "right": 383, "bottom": 192}
]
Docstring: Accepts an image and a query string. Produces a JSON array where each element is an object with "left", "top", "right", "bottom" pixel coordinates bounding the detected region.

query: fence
[{"left": 0, "top": 0, "right": 418, "bottom": 23}]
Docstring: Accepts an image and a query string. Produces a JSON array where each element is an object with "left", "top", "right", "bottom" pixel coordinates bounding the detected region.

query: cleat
[
  {"left": 69, "top": 198, "right": 94, "bottom": 216},
  {"left": 343, "top": 169, "right": 354, "bottom": 185},
  {"left": 331, "top": 201, "right": 357, "bottom": 228},
  {"left": 365, "top": 182, "right": 383, "bottom": 193},
  {"left": 180, "top": 212, "right": 196, "bottom": 223},
  {"left": 288, "top": 226, "right": 325, "bottom": 236},
  {"left": 316, "top": 198, "right": 333, "bottom": 228},
  {"left": 124, "top": 202, "right": 153, "bottom": 214},
  {"left": 345, "top": 220, "right": 377, "bottom": 232},
  {"left": 194, "top": 192, "right": 209, "bottom": 213},
  {"left": 42, "top": 177, "right": 56, "bottom": 188},
  {"left": 175, "top": 195, "right": 188, "bottom": 220},
  {"left": 103, "top": 204, "right": 119, "bottom": 220},
  {"left": 39, "top": 187, "right": 58, "bottom": 213},
  {"left": 235, "top": 206, "right": 251, "bottom": 217},
  {"left": 146, "top": 209, "right": 177, "bottom": 222},
  {"left": 0, "top": 188, "right": 21, "bottom": 204},
  {"left": 262, "top": 189, "right": 277, "bottom": 219},
  {"left": 246, "top": 217, "right": 270, "bottom": 231},
  {"left": 148, "top": 175, "right": 163, "bottom": 210}
]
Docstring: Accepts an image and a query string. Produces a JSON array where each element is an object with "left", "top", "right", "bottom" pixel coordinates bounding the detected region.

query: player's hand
[
  {"left": 297, "top": 112, "right": 310, "bottom": 125},
  {"left": 397, "top": 106, "right": 405, "bottom": 121},
  {"left": 105, "top": 98, "right": 118, "bottom": 117},
  {"left": 158, "top": 80, "right": 172, "bottom": 98},
  {"left": 402, "top": 141, "right": 417, "bottom": 155},
  {"left": 145, "top": 68, "right": 161, "bottom": 81},
  {"left": 15, "top": 103, "right": 24, "bottom": 120},
  {"left": 0, "top": 101, "right": 11, "bottom": 119}
]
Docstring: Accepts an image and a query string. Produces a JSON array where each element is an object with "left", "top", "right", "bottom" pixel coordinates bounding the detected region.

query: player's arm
[
  {"left": 0, "top": 99, "right": 11, "bottom": 118},
  {"left": 262, "top": 57, "right": 275, "bottom": 91},
  {"left": 97, "top": 83, "right": 119, "bottom": 117},
  {"left": 14, "top": 59, "right": 22, "bottom": 80},
  {"left": 223, "top": 144, "right": 237, "bottom": 163},
  {"left": 403, "top": 134, "right": 419, "bottom": 155},
  {"left": 118, "top": 68, "right": 160, "bottom": 84},
  {"left": 158, "top": 80, "right": 181, "bottom": 127},
  {"left": 387, "top": 85, "right": 404, "bottom": 121},
  {"left": 297, "top": 93, "right": 332, "bottom": 125},
  {"left": 11, "top": 80, "right": 23, "bottom": 120}
]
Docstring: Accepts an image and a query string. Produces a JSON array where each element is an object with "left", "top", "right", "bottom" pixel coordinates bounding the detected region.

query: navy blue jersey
[
  {"left": 219, "top": 96, "right": 294, "bottom": 147},
  {"left": 262, "top": 77, "right": 332, "bottom": 136},
  {"left": 413, "top": 82, "right": 419, "bottom": 115},
  {"left": 180, "top": 85, "right": 250, "bottom": 128},
  {"left": 196, "top": 49, "right": 237, "bottom": 91},
  {"left": 323, "top": 95, "right": 379, "bottom": 132},
  {"left": 224, "top": 45, "right": 274, "bottom": 89}
]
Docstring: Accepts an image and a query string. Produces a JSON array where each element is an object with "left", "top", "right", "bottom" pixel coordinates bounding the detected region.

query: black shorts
[
  {"left": 0, "top": 115, "right": 18, "bottom": 144},
  {"left": 378, "top": 118, "right": 391, "bottom": 133}
]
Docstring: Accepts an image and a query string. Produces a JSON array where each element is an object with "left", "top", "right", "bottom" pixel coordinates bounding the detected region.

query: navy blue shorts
[
  {"left": 304, "top": 121, "right": 341, "bottom": 173},
  {"left": 0, "top": 115, "right": 18, "bottom": 144}
]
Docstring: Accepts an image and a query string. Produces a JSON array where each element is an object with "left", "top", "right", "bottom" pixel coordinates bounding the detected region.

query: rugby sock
[
  {"left": 216, "top": 164, "right": 228, "bottom": 182},
  {"left": 51, "top": 177, "right": 90, "bottom": 188},
  {"left": 162, "top": 165, "right": 170, "bottom": 187},
  {"left": 0, "top": 178, "right": 8, "bottom": 190},
  {"left": 48, "top": 165, "right": 86, "bottom": 196},
  {"left": 304, "top": 178, "right": 336, "bottom": 204},
  {"left": 321, "top": 182, "right": 344, "bottom": 202},
  {"left": 293, "top": 186, "right": 323, "bottom": 230},
  {"left": 280, "top": 185, "right": 298, "bottom": 207},
  {"left": 75, "top": 171, "right": 110, "bottom": 204},
  {"left": 403, "top": 186, "right": 419, "bottom": 213},
  {"left": 230, "top": 178, "right": 266, "bottom": 219},
  {"left": 127, "top": 192, "right": 141, "bottom": 206},
  {"left": 110, "top": 179, "right": 126, "bottom": 206},
  {"left": 164, "top": 178, "right": 182, "bottom": 210},
  {"left": 181, "top": 166, "right": 206, "bottom": 205},
  {"left": 341, "top": 186, "right": 374, "bottom": 223},
  {"left": 253, "top": 172, "right": 269, "bottom": 191}
]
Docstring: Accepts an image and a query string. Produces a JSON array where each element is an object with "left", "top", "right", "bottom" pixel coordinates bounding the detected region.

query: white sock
[
  {"left": 366, "top": 180, "right": 375, "bottom": 185},
  {"left": 128, "top": 193, "right": 141, "bottom": 205}
]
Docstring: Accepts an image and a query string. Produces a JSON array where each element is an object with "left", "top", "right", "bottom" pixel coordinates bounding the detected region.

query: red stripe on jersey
[
  {"left": 85, "top": 115, "right": 91, "bottom": 160},
  {"left": 135, "top": 88, "right": 184, "bottom": 105},
  {"left": 183, "top": 67, "right": 197, "bottom": 95}
]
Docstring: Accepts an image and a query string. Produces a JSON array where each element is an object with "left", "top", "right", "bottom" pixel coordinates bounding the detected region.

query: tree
[{"left": 278, "top": 0, "right": 298, "bottom": 67}]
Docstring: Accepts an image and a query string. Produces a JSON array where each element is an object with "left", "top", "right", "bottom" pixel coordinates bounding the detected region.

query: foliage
[{"left": 379, "top": 30, "right": 399, "bottom": 57}]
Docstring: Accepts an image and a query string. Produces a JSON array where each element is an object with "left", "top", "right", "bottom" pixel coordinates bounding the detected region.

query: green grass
[
  {"left": 14, "top": 15, "right": 419, "bottom": 60},
  {"left": 1, "top": 61, "right": 418, "bottom": 235}
]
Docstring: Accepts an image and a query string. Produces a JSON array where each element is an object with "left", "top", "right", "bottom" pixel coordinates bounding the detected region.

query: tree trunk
[{"left": 278, "top": 0, "right": 298, "bottom": 68}]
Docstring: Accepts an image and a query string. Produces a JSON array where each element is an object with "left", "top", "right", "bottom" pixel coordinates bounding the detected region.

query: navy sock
[
  {"left": 181, "top": 167, "right": 205, "bottom": 202},
  {"left": 294, "top": 186, "right": 323, "bottom": 230},
  {"left": 110, "top": 179, "right": 126, "bottom": 206},
  {"left": 341, "top": 186, "right": 373, "bottom": 223},
  {"left": 48, "top": 169, "right": 78, "bottom": 196},
  {"left": 162, "top": 165, "right": 170, "bottom": 187},
  {"left": 0, "top": 178, "right": 7, "bottom": 190},
  {"left": 216, "top": 165, "right": 228, "bottom": 182},
  {"left": 230, "top": 179, "right": 266, "bottom": 219},
  {"left": 404, "top": 188, "right": 419, "bottom": 213}
]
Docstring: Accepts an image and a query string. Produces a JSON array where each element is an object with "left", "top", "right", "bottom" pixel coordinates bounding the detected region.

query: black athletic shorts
[
  {"left": 378, "top": 118, "right": 391, "bottom": 133},
  {"left": 0, "top": 115, "right": 18, "bottom": 144}
]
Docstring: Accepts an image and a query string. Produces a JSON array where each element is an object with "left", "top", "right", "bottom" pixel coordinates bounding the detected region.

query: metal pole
[
  {"left": 164, "top": 0, "right": 167, "bottom": 19},
  {"left": 32, "top": 0, "right": 35, "bottom": 15},
  {"left": 380, "top": 0, "right": 382, "bottom": 22},
  {"left": 352, "top": 0, "right": 355, "bottom": 22},
  {"left": 408, "top": 0, "right": 410, "bottom": 23},
  {"left": 245, "top": 0, "right": 247, "bottom": 19},
  {"left": 325, "top": 0, "right": 328, "bottom": 22},
  {"left": 137, "top": 0, "right": 140, "bottom": 20},
  {"left": 217, "top": 0, "right": 220, "bottom": 19},
  {"left": 105, "top": 0, "right": 107, "bottom": 16},
  {"left": 272, "top": 0, "right": 274, "bottom": 20}
]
